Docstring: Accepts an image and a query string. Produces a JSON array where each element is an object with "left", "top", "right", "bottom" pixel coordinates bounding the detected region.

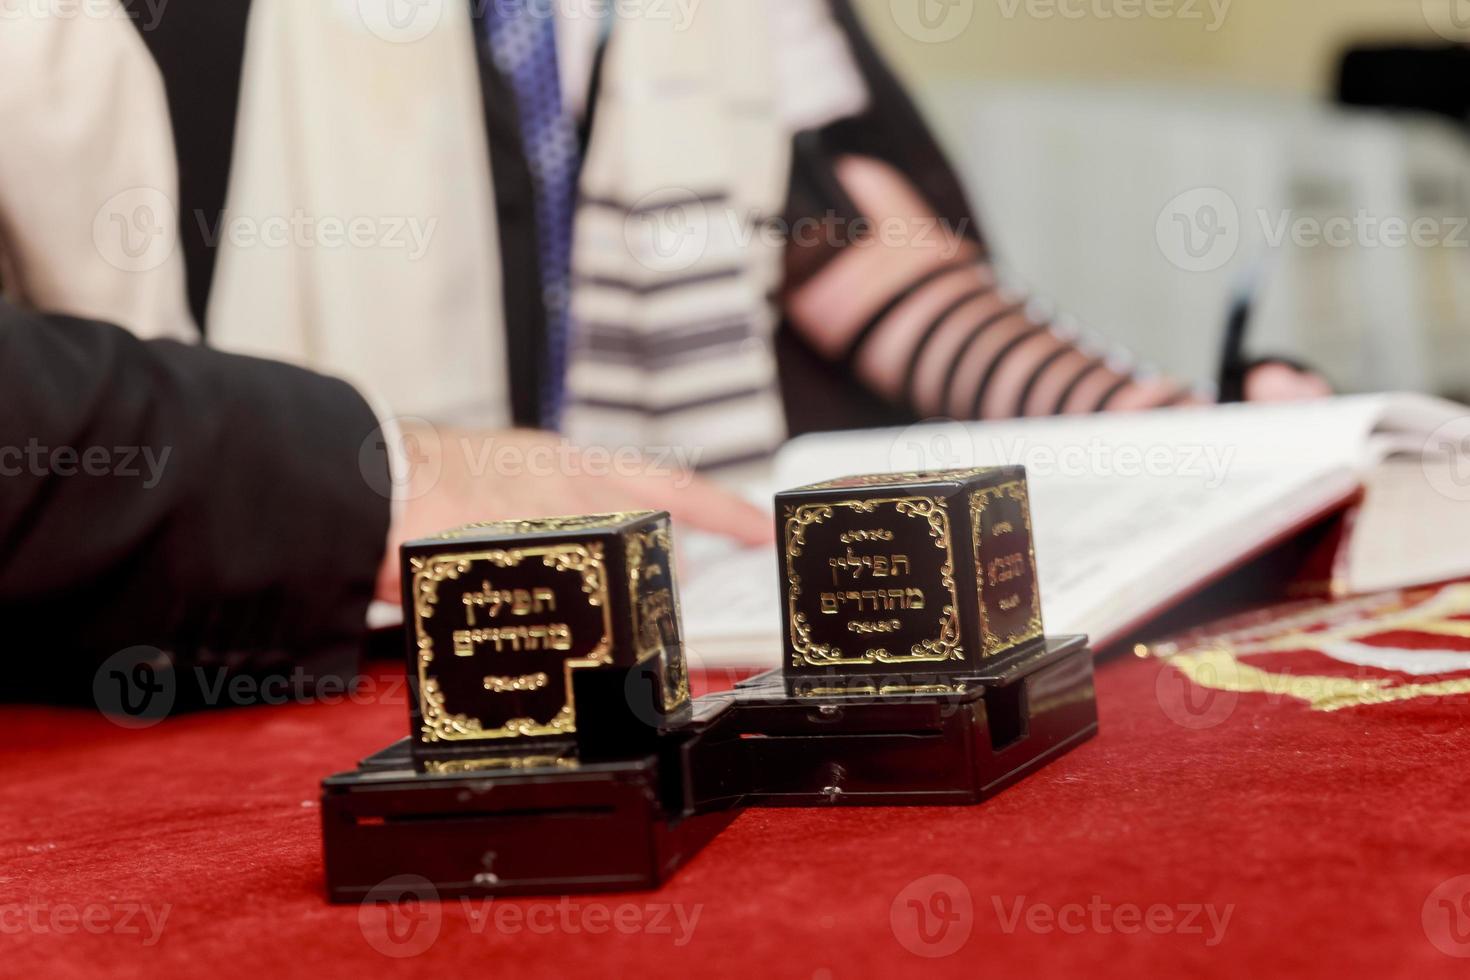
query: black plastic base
[
  {"left": 721, "top": 635, "right": 1097, "bottom": 806},
  {"left": 321, "top": 636, "right": 1096, "bottom": 899},
  {"left": 320, "top": 701, "right": 739, "bottom": 903}
]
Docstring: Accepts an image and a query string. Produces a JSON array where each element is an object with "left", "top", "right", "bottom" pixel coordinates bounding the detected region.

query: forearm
[
  {"left": 0, "top": 303, "right": 391, "bottom": 702},
  {"left": 790, "top": 239, "right": 1195, "bottom": 418},
  {"left": 784, "top": 155, "right": 1196, "bottom": 420}
]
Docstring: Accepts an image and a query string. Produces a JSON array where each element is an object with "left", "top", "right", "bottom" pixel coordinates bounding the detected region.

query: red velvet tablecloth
[{"left": 7, "top": 585, "right": 1470, "bottom": 978}]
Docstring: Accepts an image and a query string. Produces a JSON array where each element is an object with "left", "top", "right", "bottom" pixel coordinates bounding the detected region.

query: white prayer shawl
[
  {"left": 562, "top": 1, "right": 868, "bottom": 471},
  {"left": 0, "top": 0, "right": 868, "bottom": 468},
  {"left": 0, "top": 5, "right": 195, "bottom": 343},
  {"left": 206, "top": 0, "right": 514, "bottom": 429}
]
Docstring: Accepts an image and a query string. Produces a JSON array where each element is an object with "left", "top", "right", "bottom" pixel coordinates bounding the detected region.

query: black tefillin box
[
  {"left": 727, "top": 467, "right": 1098, "bottom": 805},
  {"left": 320, "top": 512, "right": 741, "bottom": 902},
  {"left": 320, "top": 470, "right": 1098, "bottom": 901},
  {"left": 398, "top": 512, "right": 691, "bottom": 757}
]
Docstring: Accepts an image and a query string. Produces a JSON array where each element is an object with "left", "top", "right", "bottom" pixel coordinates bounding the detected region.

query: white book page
[
  {"left": 681, "top": 465, "right": 1355, "bottom": 666},
  {"left": 1029, "top": 466, "right": 1357, "bottom": 646},
  {"left": 1344, "top": 460, "right": 1470, "bottom": 594},
  {"left": 681, "top": 395, "right": 1461, "bottom": 665}
]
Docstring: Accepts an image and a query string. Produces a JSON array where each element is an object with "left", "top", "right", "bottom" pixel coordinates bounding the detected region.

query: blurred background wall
[
  {"left": 852, "top": 0, "right": 1470, "bottom": 398},
  {"left": 857, "top": 0, "right": 1450, "bottom": 93}
]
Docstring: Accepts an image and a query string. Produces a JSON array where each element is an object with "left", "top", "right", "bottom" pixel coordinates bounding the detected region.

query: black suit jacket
[{"left": 0, "top": 300, "right": 390, "bottom": 706}]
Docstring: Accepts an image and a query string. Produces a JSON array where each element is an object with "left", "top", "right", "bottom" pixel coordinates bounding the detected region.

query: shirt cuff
[{"left": 357, "top": 385, "right": 410, "bottom": 626}]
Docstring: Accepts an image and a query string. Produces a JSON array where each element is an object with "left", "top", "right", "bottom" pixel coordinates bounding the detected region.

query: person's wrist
[{"left": 373, "top": 418, "right": 443, "bottom": 603}]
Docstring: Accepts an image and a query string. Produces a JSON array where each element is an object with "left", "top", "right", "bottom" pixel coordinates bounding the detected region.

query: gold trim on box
[
  {"left": 970, "top": 481, "right": 1043, "bottom": 656},
  {"left": 793, "top": 681, "right": 971, "bottom": 698},
  {"left": 799, "top": 468, "right": 999, "bottom": 492},
  {"left": 785, "top": 496, "right": 963, "bottom": 668},
  {"left": 431, "top": 512, "right": 654, "bottom": 540},
  {"left": 626, "top": 524, "right": 691, "bottom": 711},
  {"left": 421, "top": 753, "right": 579, "bottom": 774},
  {"left": 411, "top": 543, "right": 613, "bottom": 743}
]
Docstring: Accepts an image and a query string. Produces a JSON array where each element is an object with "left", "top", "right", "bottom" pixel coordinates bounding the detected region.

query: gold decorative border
[
  {"left": 792, "top": 681, "right": 971, "bottom": 698},
  {"left": 410, "top": 543, "right": 613, "bottom": 743},
  {"left": 431, "top": 512, "right": 654, "bottom": 540},
  {"left": 785, "top": 496, "right": 964, "bottom": 668},
  {"left": 970, "top": 481, "right": 1043, "bottom": 656},
  {"left": 800, "top": 468, "right": 996, "bottom": 492},
  {"left": 626, "top": 524, "right": 691, "bottom": 711},
  {"left": 422, "top": 752, "right": 579, "bottom": 774}
]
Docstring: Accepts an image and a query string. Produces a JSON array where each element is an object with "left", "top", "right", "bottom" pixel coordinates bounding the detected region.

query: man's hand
[
  {"left": 1243, "top": 362, "right": 1334, "bottom": 402},
  {"left": 374, "top": 426, "right": 773, "bottom": 602}
]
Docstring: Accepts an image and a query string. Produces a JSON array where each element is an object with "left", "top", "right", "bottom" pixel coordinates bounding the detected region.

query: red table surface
[{"left": 5, "top": 623, "right": 1470, "bottom": 979}]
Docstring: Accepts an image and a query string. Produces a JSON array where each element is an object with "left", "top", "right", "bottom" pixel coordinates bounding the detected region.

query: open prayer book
[{"left": 680, "top": 394, "right": 1470, "bottom": 667}]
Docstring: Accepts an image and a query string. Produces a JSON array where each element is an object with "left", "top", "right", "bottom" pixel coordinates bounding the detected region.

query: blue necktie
[{"left": 484, "top": 0, "right": 581, "bottom": 428}]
